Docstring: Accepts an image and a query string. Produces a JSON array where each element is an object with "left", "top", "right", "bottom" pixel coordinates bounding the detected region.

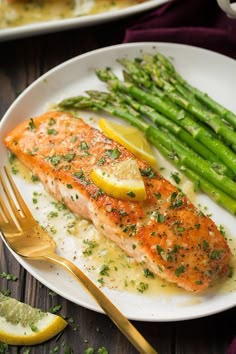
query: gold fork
[{"left": 0, "top": 166, "right": 158, "bottom": 354}]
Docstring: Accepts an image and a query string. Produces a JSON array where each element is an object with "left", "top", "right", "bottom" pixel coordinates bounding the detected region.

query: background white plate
[
  {"left": 0, "top": 42, "right": 235, "bottom": 322},
  {"left": 0, "top": 0, "right": 168, "bottom": 41}
]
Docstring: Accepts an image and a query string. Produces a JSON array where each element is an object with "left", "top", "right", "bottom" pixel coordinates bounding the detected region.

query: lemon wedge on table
[
  {"left": 0, "top": 293, "right": 67, "bottom": 346},
  {"left": 98, "top": 118, "right": 157, "bottom": 167},
  {"left": 90, "top": 159, "right": 147, "bottom": 201}
]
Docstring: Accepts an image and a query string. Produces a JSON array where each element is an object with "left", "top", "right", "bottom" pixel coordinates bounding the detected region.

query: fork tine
[
  {"left": 0, "top": 194, "right": 13, "bottom": 223},
  {"left": 0, "top": 194, "right": 20, "bottom": 234},
  {"left": 0, "top": 171, "right": 23, "bottom": 230},
  {"left": 0, "top": 166, "right": 34, "bottom": 225}
]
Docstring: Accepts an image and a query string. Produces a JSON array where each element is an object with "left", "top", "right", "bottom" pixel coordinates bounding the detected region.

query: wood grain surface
[{"left": 0, "top": 18, "right": 235, "bottom": 354}]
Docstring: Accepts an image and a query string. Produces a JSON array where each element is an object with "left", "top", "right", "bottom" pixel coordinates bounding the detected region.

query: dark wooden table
[{"left": 0, "top": 17, "right": 236, "bottom": 354}]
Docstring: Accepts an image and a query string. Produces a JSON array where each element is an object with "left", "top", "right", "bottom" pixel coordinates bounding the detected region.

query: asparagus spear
[
  {"left": 119, "top": 56, "right": 236, "bottom": 147},
  {"left": 88, "top": 89, "right": 233, "bottom": 178},
  {"left": 96, "top": 68, "right": 236, "bottom": 175},
  {"left": 149, "top": 138, "right": 236, "bottom": 215},
  {"left": 156, "top": 52, "right": 236, "bottom": 130},
  {"left": 58, "top": 93, "right": 236, "bottom": 201}
]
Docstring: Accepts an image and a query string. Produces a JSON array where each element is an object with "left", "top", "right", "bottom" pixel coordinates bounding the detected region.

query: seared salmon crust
[{"left": 4, "top": 111, "right": 231, "bottom": 292}]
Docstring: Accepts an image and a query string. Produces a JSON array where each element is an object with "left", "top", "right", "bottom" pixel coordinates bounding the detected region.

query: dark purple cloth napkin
[
  {"left": 123, "top": 0, "right": 236, "bottom": 59},
  {"left": 227, "top": 337, "right": 236, "bottom": 354}
]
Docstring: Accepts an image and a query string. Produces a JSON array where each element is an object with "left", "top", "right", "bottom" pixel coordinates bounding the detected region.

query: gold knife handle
[{"left": 46, "top": 252, "right": 158, "bottom": 354}]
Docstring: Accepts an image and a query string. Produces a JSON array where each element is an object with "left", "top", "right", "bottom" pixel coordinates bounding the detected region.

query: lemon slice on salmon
[
  {"left": 98, "top": 118, "right": 157, "bottom": 167},
  {"left": 0, "top": 293, "right": 67, "bottom": 346},
  {"left": 90, "top": 159, "right": 146, "bottom": 201}
]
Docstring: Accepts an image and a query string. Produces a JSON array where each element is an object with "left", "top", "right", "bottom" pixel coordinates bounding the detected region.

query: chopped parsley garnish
[
  {"left": 97, "top": 157, "right": 106, "bottom": 165},
  {"left": 84, "top": 348, "right": 95, "bottom": 354},
  {"left": 156, "top": 245, "right": 164, "bottom": 254},
  {"left": 97, "top": 278, "right": 105, "bottom": 285},
  {"left": 98, "top": 347, "right": 109, "bottom": 354},
  {"left": 47, "top": 128, "right": 58, "bottom": 135},
  {"left": 106, "top": 148, "right": 121, "bottom": 159},
  {"left": 210, "top": 250, "right": 221, "bottom": 260},
  {"left": 139, "top": 167, "right": 157, "bottom": 179},
  {"left": 64, "top": 346, "right": 74, "bottom": 354},
  {"left": 0, "top": 272, "right": 18, "bottom": 281},
  {"left": 122, "top": 224, "right": 137, "bottom": 236},
  {"left": 64, "top": 153, "right": 76, "bottom": 162},
  {"left": 30, "top": 324, "right": 38, "bottom": 332},
  {"left": 50, "top": 346, "right": 59, "bottom": 353},
  {"left": 22, "top": 348, "right": 31, "bottom": 354},
  {"left": 51, "top": 201, "right": 66, "bottom": 211},
  {"left": 202, "top": 240, "right": 209, "bottom": 251},
  {"left": 169, "top": 192, "right": 184, "bottom": 208},
  {"left": 48, "top": 117, "right": 56, "bottom": 126},
  {"left": 73, "top": 170, "right": 89, "bottom": 185},
  {"left": 0, "top": 342, "right": 8, "bottom": 353},
  {"left": 218, "top": 224, "right": 226, "bottom": 237},
  {"left": 47, "top": 211, "right": 58, "bottom": 219},
  {"left": 151, "top": 210, "right": 165, "bottom": 223},
  {"left": 137, "top": 282, "right": 149, "bottom": 293},
  {"left": 11, "top": 166, "right": 19, "bottom": 174},
  {"left": 80, "top": 141, "right": 89, "bottom": 150},
  {"left": 118, "top": 210, "right": 128, "bottom": 218},
  {"left": 28, "top": 118, "right": 36, "bottom": 130},
  {"left": 71, "top": 136, "right": 78, "bottom": 143},
  {"left": 99, "top": 264, "right": 110, "bottom": 276},
  {"left": 47, "top": 155, "right": 62, "bottom": 166},
  {"left": 171, "top": 172, "right": 181, "bottom": 184},
  {"left": 92, "top": 188, "right": 104, "bottom": 199},
  {"left": 177, "top": 226, "right": 185, "bottom": 233},
  {"left": 175, "top": 265, "right": 185, "bottom": 277},
  {"left": 83, "top": 240, "right": 99, "bottom": 256},
  {"left": 228, "top": 266, "right": 233, "bottom": 278},
  {"left": 73, "top": 170, "right": 84, "bottom": 179},
  {"left": 126, "top": 191, "right": 136, "bottom": 198},
  {"left": 50, "top": 304, "right": 62, "bottom": 314},
  {"left": 143, "top": 269, "right": 154, "bottom": 278},
  {"left": 31, "top": 174, "right": 39, "bottom": 182},
  {"left": 170, "top": 192, "right": 177, "bottom": 202},
  {"left": 8, "top": 151, "right": 15, "bottom": 164},
  {"left": 0, "top": 289, "right": 11, "bottom": 296}
]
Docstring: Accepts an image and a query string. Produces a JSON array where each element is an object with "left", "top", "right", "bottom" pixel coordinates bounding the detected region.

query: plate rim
[{"left": 0, "top": 41, "right": 236, "bottom": 322}]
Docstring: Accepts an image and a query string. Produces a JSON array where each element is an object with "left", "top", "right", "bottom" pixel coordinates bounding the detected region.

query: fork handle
[{"left": 45, "top": 252, "right": 158, "bottom": 354}]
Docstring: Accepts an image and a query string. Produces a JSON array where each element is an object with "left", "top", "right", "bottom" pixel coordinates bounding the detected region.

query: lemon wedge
[
  {"left": 0, "top": 293, "right": 67, "bottom": 346},
  {"left": 90, "top": 158, "right": 146, "bottom": 201},
  {"left": 98, "top": 118, "right": 157, "bottom": 167}
]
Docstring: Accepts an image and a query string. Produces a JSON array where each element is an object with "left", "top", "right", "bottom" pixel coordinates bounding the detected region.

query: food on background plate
[
  {"left": 0, "top": 0, "right": 149, "bottom": 29},
  {"left": 0, "top": 293, "right": 67, "bottom": 345},
  {"left": 4, "top": 110, "right": 231, "bottom": 293}
]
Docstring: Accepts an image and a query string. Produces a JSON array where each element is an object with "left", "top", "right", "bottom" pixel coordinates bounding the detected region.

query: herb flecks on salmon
[{"left": 4, "top": 111, "right": 231, "bottom": 292}]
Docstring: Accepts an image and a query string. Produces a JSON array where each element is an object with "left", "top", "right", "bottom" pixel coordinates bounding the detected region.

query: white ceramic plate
[
  {"left": 0, "top": 42, "right": 236, "bottom": 322},
  {"left": 0, "top": 0, "right": 168, "bottom": 41}
]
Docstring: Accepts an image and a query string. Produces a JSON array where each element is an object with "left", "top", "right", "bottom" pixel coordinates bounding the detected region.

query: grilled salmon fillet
[{"left": 4, "top": 111, "right": 231, "bottom": 292}]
